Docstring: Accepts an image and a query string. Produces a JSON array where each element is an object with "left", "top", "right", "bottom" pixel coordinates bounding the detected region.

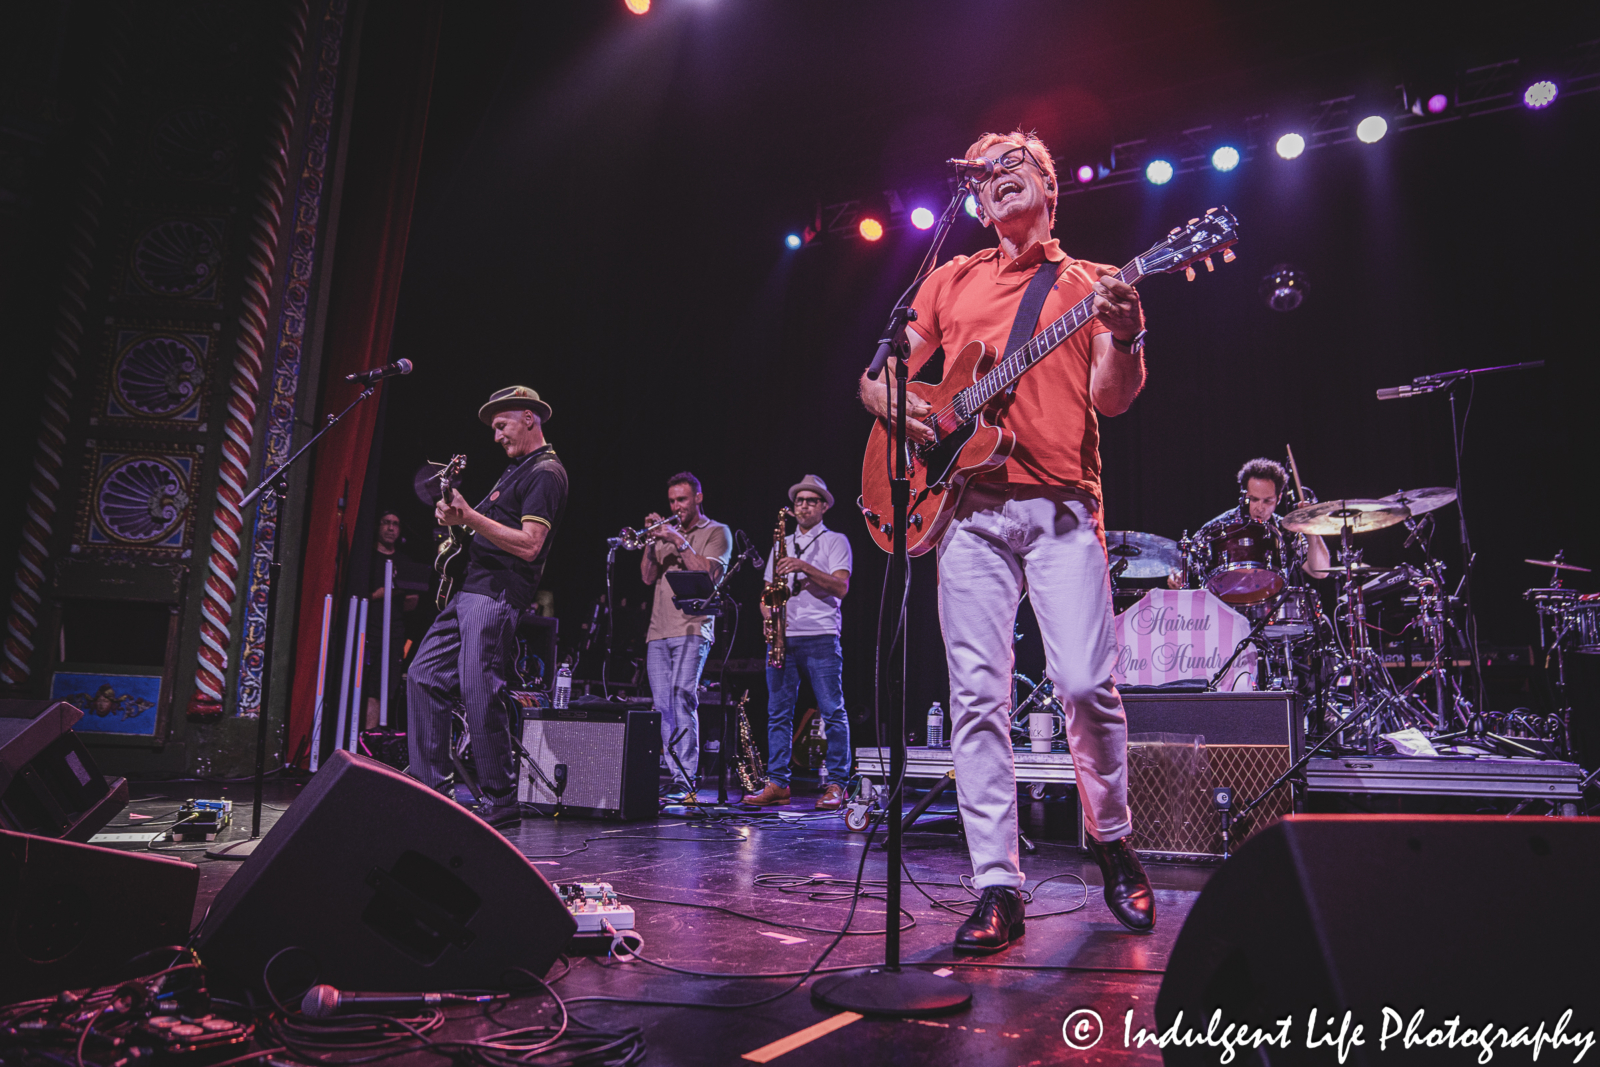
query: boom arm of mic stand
[
  {"left": 1206, "top": 585, "right": 1292, "bottom": 691},
  {"left": 238, "top": 386, "right": 377, "bottom": 511},
  {"left": 1234, "top": 689, "right": 1401, "bottom": 820}
]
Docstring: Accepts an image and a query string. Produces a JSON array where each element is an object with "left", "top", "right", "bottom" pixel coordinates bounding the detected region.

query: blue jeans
[
  {"left": 647, "top": 635, "right": 709, "bottom": 784},
  {"left": 765, "top": 634, "right": 850, "bottom": 787}
]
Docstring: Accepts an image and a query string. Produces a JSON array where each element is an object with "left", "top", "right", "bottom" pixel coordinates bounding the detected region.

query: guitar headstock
[
  {"left": 1136, "top": 206, "right": 1239, "bottom": 280},
  {"left": 437, "top": 453, "right": 467, "bottom": 496}
]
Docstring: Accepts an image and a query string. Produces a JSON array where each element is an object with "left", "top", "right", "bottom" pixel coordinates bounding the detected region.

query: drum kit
[{"left": 1105, "top": 482, "right": 1587, "bottom": 758}]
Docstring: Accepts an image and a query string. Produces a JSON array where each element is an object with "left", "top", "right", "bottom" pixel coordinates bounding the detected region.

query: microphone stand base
[{"left": 811, "top": 967, "right": 971, "bottom": 1017}]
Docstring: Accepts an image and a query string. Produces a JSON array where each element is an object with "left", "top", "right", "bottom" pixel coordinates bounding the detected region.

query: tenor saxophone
[
  {"left": 733, "top": 689, "right": 766, "bottom": 794},
  {"left": 762, "top": 507, "right": 797, "bottom": 668}
]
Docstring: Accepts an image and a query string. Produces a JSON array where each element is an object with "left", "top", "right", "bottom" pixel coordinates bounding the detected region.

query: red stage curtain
[{"left": 285, "top": 0, "right": 443, "bottom": 767}]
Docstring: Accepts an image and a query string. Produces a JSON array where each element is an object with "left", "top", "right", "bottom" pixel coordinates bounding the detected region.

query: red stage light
[{"left": 859, "top": 218, "right": 884, "bottom": 241}]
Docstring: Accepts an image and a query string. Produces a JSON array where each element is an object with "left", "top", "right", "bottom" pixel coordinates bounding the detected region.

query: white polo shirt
[{"left": 764, "top": 522, "right": 853, "bottom": 637}]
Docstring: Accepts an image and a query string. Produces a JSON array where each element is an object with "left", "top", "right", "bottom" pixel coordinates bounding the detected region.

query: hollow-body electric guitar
[
  {"left": 859, "top": 207, "right": 1240, "bottom": 556},
  {"left": 432, "top": 454, "right": 469, "bottom": 609}
]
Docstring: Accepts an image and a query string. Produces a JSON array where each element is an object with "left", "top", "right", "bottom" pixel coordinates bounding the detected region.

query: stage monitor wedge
[
  {"left": 196, "top": 750, "right": 576, "bottom": 994},
  {"left": 0, "top": 829, "right": 198, "bottom": 1002},
  {"left": 0, "top": 699, "right": 128, "bottom": 841},
  {"left": 1157, "top": 814, "right": 1600, "bottom": 1066}
]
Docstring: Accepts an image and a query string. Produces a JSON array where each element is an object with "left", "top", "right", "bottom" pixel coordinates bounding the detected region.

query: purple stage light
[
  {"left": 1524, "top": 81, "right": 1558, "bottom": 109},
  {"left": 910, "top": 207, "right": 935, "bottom": 230},
  {"left": 1427, "top": 93, "right": 1449, "bottom": 114},
  {"left": 1075, "top": 164, "right": 1094, "bottom": 184}
]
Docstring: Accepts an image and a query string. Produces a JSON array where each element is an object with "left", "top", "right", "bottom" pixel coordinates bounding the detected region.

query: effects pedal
[
  {"left": 171, "top": 799, "right": 232, "bottom": 841},
  {"left": 558, "top": 882, "right": 634, "bottom": 934}
]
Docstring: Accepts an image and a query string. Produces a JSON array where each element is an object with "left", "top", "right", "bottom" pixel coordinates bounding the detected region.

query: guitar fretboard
[{"left": 953, "top": 257, "right": 1146, "bottom": 419}]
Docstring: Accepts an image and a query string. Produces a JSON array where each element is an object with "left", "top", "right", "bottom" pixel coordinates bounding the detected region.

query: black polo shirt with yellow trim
[{"left": 461, "top": 444, "right": 566, "bottom": 609}]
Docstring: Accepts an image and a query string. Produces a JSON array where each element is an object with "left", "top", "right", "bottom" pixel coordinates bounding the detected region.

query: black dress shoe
[
  {"left": 1085, "top": 835, "right": 1156, "bottom": 932},
  {"left": 953, "top": 886, "right": 1026, "bottom": 954}
]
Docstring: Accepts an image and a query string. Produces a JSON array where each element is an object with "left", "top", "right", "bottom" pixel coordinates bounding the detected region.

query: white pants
[{"left": 937, "top": 484, "right": 1131, "bottom": 889}]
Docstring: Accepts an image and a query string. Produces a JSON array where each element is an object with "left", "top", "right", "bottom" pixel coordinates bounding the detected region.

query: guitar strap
[{"left": 1000, "top": 257, "right": 1066, "bottom": 399}]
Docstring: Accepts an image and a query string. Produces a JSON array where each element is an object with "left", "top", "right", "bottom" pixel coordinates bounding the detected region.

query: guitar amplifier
[
  {"left": 1087, "top": 692, "right": 1300, "bottom": 859},
  {"left": 517, "top": 703, "right": 660, "bottom": 820}
]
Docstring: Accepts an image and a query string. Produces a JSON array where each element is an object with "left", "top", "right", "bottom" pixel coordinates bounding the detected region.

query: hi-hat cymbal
[
  {"left": 1282, "top": 499, "right": 1410, "bottom": 536},
  {"left": 1105, "top": 531, "right": 1181, "bottom": 578},
  {"left": 1526, "top": 558, "right": 1592, "bottom": 573},
  {"left": 1380, "top": 487, "right": 1458, "bottom": 516}
]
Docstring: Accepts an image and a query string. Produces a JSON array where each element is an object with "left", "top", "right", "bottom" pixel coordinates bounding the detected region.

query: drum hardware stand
[
  {"left": 1377, "top": 359, "right": 1544, "bottom": 717},
  {"left": 1236, "top": 686, "right": 1404, "bottom": 824}
]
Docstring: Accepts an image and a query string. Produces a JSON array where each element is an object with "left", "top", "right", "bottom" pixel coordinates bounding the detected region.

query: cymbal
[
  {"left": 1380, "top": 487, "right": 1457, "bottom": 516},
  {"left": 1526, "top": 558, "right": 1592, "bottom": 573},
  {"left": 1282, "top": 499, "right": 1409, "bottom": 536},
  {"left": 1104, "top": 531, "right": 1181, "bottom": 578}
]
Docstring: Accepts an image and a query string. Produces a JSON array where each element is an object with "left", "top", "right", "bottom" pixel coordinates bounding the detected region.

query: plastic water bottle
[
  {"left": 554, "top": 660, "right": 572, "bottom": 709},
  {"left": 926, "top": 701, "right": 944, "bottom": 748}
]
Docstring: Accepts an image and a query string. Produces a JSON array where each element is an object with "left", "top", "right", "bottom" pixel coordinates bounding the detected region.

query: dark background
[{"left": 6, "top": 1, "right": 1598, "bottom": 741}]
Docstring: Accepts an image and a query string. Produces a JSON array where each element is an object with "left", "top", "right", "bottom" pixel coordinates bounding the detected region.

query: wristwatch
[{"left": 1111, "top": 329, "right": 1147, "bottom": 354}]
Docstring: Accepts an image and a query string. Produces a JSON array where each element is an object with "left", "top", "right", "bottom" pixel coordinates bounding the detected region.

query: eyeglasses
[
  {"left": 982, "top": 146, "right": 1043, "bottom": 181},
  {"left": 793, "top": 496, "right": 826, "bottom": 507}
]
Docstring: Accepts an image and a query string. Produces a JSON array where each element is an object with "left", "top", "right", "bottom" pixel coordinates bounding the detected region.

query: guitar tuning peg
[
  {"left": 1184, "top": 265, "right": 1196, "bottom": 282},
  {"left": 1169, "top": 226, "right": 1181, "bottom": 236},
  {"left": 1203, "top": 256, "right": 1214, "bottom": 272},
  {"left": 1222, "top": 248, "right": 1236, "bottom": 263},
  {"left": 1187, "top": 217, "right": 1199, "bottom": 226}
]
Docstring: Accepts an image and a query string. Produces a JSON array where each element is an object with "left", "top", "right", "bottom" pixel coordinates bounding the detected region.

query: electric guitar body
[{"left": 859, "top": 339, "right": 1013, "bottom": 556}]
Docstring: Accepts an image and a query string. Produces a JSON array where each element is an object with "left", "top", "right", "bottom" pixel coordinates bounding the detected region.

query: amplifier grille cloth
[
  {"left": 518, "top": 720, "right": 627, "bottom": 809},
  {"left": 1122, "top": 742, "right": 1291, "bottom": 858}
]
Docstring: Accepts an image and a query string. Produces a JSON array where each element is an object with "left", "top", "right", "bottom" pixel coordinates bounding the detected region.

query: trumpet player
[
  {"left": 641, "top": 471, "right": 731, "bottom": 802},
  {"left": 745, "top": 475, "right": 853, "bottom": 809}
]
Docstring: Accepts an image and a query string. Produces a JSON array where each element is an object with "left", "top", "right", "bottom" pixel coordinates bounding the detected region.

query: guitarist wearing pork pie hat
[{"left": 406, "top": 386, "right": 567, "bottom": 832}]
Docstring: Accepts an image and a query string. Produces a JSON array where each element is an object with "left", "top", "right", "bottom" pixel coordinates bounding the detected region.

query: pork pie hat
[
  {"left": 787, "top": 474, "right": 834, "bottom": 509},
  {"left": 478, "top": 385, "right": 552, "bottom": 425}
]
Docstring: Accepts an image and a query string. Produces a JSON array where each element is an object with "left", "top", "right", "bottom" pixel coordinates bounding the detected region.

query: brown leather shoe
[
  {"left": 743, "top": 782, "right": 790, "bottom": 806},
  {"left": 815, "top": 783, "right": 845, "bottom": 810}
]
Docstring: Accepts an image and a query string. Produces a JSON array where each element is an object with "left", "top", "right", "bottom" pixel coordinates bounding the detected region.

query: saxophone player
[{"left": 745, "top": 475, "right": 854, "bottom": 808}]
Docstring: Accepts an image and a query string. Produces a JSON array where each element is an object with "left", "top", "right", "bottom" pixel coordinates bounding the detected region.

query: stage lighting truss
[{"left": 799, "top": 40, "right": 1600, "bottom": 216}]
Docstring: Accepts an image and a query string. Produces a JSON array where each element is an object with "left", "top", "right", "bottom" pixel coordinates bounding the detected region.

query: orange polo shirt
[{"left": 908, "top": 238, "right": 1127, "bottom": 501}]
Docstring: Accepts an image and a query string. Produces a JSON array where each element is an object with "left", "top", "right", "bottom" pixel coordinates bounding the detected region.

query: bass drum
[{"left": 1202, "top": 520, "right": 1284, "bottom": 605}]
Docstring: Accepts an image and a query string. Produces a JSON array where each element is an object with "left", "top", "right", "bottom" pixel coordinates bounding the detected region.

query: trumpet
[{"left": 610, "top": 513, "right": 680, "bottom": 551}]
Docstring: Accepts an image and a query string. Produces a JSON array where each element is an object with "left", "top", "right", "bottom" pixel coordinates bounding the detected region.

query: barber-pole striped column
[
  {"left": 187, "top": 0, "right": 310, "bottom": 718},
  {"left": 1, "top": 31, "right": 127, "bottom": 686}
]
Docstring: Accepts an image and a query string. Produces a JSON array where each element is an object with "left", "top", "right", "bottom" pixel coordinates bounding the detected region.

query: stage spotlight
[
  {"left": 1260, "top": 264, "right": 1307, "bottom": 313},
  {"left": 859, "top": 218, "right": 884, "bottom": 241},
  {"left": 1524, "top": 80, "right": 1558, "bottom": 109},
  {"left": 1145, "top": 159, "right": 1174, "bottom": 185},
  {"left": 784, "top": 234, "right": 802, "bottom": 250},
  {"left": 910, "top": 207, "right": 935, "bottom": 230},
  {"left": 964, "top": 194, "right": 979, "bottom": 218},
  {"left": 1275, "top": 133, "right": 1306, "bottom": 160},
  {"left": 1211, "top": 146, "right": 1240, "bottom": 172},
  {"left": 624, "top": 0, "right": 649, "bottom": 13},
  {"left": 1075, "top": 164, "right": 1095, "bottom": 184},
  {"left": 1427, "top": 93, "right": 1449, "bottom": 114},
  {"left": 1355, "top": 115, "right": 1388, "bottom": 143}
]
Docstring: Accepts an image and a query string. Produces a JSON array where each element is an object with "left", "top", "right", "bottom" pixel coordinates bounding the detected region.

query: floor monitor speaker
[
  {"left": 196, "top": 750, "right": 575, "bottom": 994},
  {"left": 1157, "top": 815, "right": 1599, "bottom": 1065},
  {"left": 0, "top": 829, "right": 197, "bottom": 1001},
  {"left": 0, "top": 699, "right": 128, "bottom": 841}
]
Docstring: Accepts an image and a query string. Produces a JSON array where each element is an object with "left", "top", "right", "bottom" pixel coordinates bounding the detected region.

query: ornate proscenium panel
[
  {"left": 74, "top": 442, "right": 201, "bottom": 558},
  {"left": 119, "top": 213, "right": 229, "bottom": 305},
  {"left": 98, "top": 325, "right": 217, "bottom": 426},
  {"left": 146, "top": 107, "right": 240, "bottom": 186}
]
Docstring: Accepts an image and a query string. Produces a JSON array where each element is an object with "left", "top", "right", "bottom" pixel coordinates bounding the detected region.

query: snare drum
[
  {"left": 1572, "top": 596, "right": 1600, "bottom": 654},
  {"left": 1202, "top": 520, "right": 1285, "bottom": 605},
  {"left": 1263, "top": 586, "right": 1318, "bottom": 637}
]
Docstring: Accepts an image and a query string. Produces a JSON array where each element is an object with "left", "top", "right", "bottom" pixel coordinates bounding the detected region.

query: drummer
[{"left": 1172, "top": 458, "right": 1330, "bottom": 587}]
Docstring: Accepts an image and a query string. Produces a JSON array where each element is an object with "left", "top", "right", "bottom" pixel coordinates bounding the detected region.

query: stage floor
[{"left": 111, "top": 776, "right": 1213, "bottom": 1066}]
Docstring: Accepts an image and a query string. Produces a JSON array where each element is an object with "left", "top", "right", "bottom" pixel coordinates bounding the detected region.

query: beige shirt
[{"left": 645, "top": 515, "right": 732, "bottom": 642}]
